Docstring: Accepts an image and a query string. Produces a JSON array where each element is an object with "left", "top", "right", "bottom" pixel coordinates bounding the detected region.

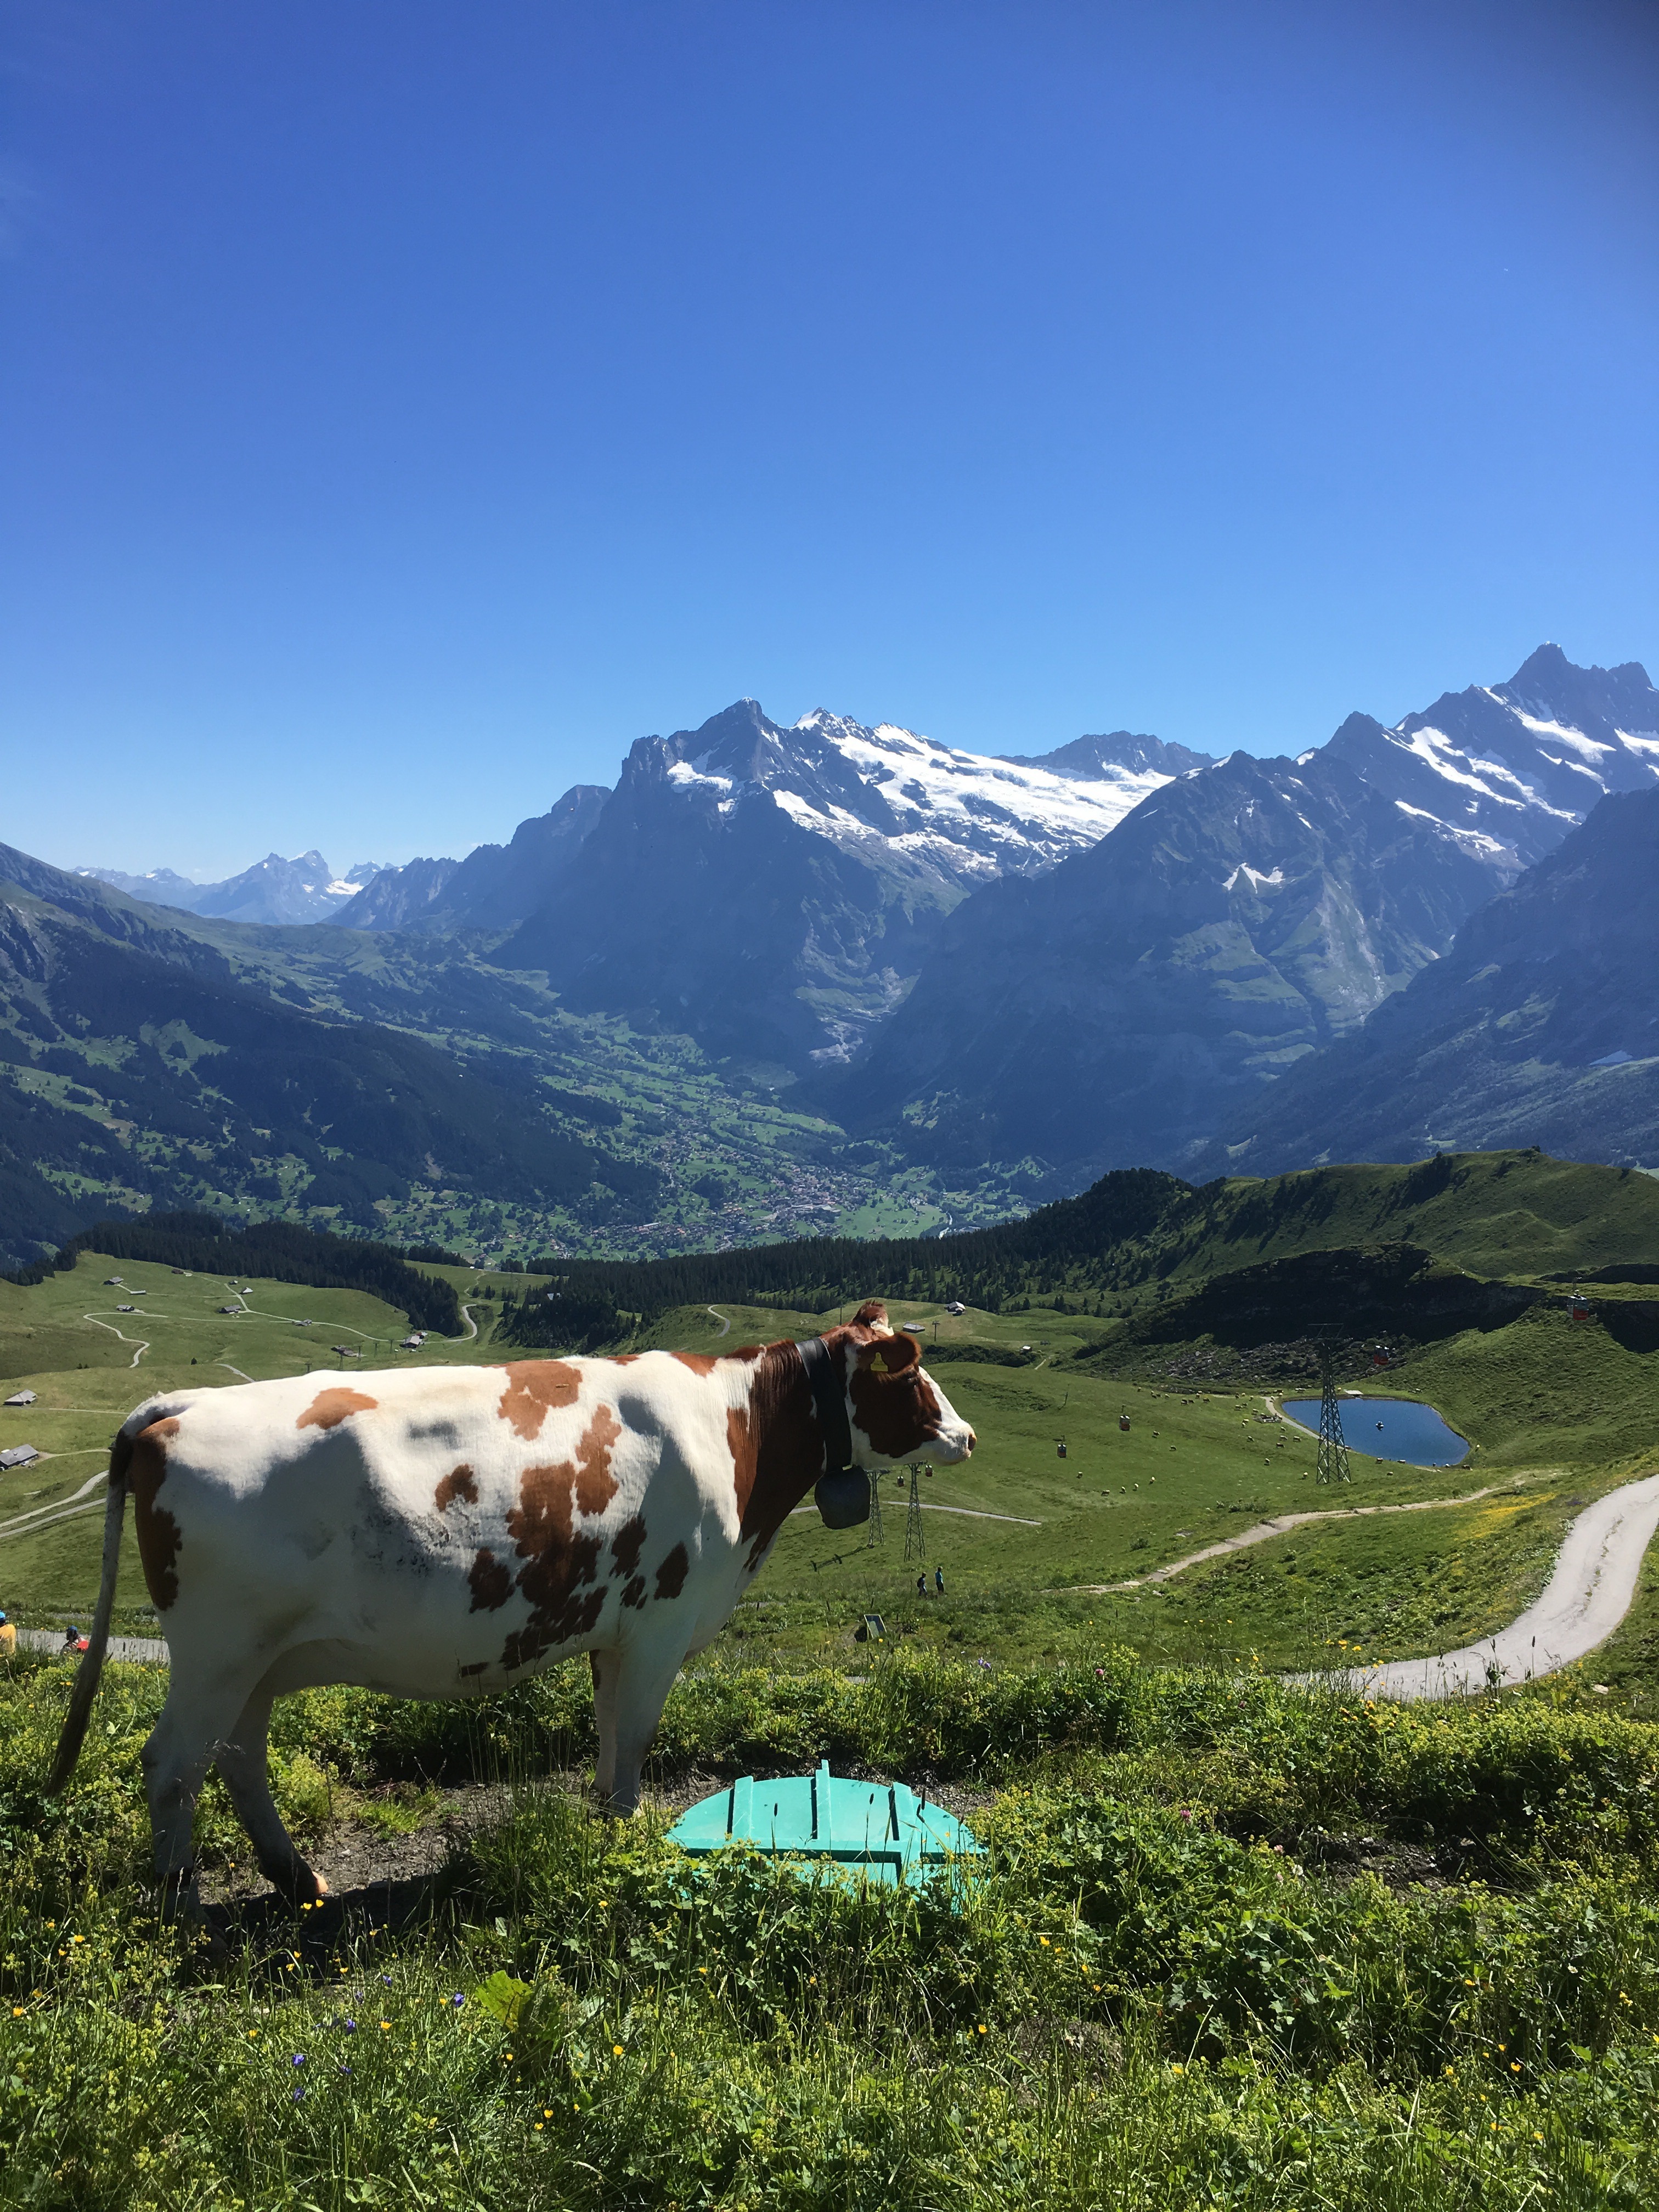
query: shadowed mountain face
[
  {"left": 826, "top": 647, "right": 1659, "bottom": 1184},
  {"left": 1194, "top": 784, "right": 1659, "bottom": 1176},
  {"left": 826, "top": 746, "right": 1497, "bottom": 1183},
  {"left": 0, "top": 843, "right": 652, "bottom": 1270},
  {"left": 338, "top": 785, "right": 611, "bottom": 932},
  {"left": 505, "top": 698, "right": 1171, "bottom": 1069}
]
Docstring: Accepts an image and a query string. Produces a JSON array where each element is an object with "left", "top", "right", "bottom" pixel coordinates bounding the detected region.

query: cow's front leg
[
  {"left": 603, "top": 1644, "right": 687, "bottom": 1816},
  {"left": 215, "top": 1689, "right": 329, "bottom": 1906},
  {"left": 590, "top": 1647, "right": 622, "bottom": 1803}
]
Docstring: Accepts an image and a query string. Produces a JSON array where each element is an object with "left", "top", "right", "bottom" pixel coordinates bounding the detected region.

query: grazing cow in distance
[{"left": 48, "top": 1301, "right": 974, "bottom": 1920}]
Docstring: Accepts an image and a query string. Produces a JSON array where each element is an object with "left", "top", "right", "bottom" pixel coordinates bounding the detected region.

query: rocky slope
[
  {"left": 0, "top": 844, "right": 646, "bottom": 1269},
  {"left": 1194, "top": 783, "right": 1659, "bottom": 1175}
]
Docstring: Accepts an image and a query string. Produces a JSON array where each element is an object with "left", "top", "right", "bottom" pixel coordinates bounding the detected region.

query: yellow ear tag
[{"left": 870, "top": 1353, "right": 889, "bottom": 1373}]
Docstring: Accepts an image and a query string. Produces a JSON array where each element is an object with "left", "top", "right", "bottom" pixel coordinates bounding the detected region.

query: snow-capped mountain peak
[{"left": 1325, "top": 652, "right": 1659, "bottom": 874}]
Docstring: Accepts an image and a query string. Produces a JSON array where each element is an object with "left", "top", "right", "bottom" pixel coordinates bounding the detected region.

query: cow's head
[{"left": 836, "top": 1300, "right": 975, "bottom": 1469}]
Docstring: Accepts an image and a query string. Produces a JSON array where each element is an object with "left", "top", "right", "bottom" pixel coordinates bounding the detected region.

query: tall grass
[{"left": 3, "top": 1649, "right": 1658, "bottom": 2207}]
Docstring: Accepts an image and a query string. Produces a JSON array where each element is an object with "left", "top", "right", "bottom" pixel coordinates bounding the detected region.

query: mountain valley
[{"left": 8, "top": 645, "right": 1657, "bottom": 1270}]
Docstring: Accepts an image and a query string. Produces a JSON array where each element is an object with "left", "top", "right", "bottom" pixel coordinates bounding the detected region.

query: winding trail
[
  {"left": 0, "top": 1467, "right": 112, "bottom": 1543},
  {"left": 1056, "top": 1483, "right": 1514, "bottom": 1595},
  {"left": 456, "top": 1303, "right": 480, "bottom": 1341},
  {"left": 1352, "top": 1473, "right": 1659, "bottom": 1699},
  {"left": 707, "top": 1306, "right": 731, "bottom": 1336},
  {"left": 84, "top": 1313, "right": 151, "bottom": 1367}
]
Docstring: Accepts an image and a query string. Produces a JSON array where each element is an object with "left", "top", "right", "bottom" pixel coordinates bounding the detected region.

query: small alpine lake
[{"left": 1280, "top": 1394, "right": 1470, "bottom": 1468}]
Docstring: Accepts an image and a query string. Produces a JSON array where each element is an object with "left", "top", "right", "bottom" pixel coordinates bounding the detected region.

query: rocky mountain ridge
[{"left": 829, "top": 646, "right": 1659, "bottom": 1184}]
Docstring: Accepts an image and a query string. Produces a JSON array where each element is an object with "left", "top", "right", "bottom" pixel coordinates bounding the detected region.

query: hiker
[
  {"left": 0, "top": 1610, "right": 14, "bottom": 1660},
  {"left": 916, "top": 1575, "right": 927, "bottom": 1599},
  {"left": 935, "top": 1567, "right": 946, "bottom": 1596},
  {"left": 63, "top": 1623, "right": 88, "bottom": 1655}
]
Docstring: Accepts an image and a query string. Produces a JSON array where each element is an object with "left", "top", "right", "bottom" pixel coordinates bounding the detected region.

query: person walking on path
[
  {"left": 916, "top": 1576, "right": 927, "bottom": 1599},
  {"left": 935, "top": 1567, "right": 946, "bottom": 1596}
]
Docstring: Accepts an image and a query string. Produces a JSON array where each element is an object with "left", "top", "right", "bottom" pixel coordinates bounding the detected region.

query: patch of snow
[
  {"left": 1513, "top": 712, "right": 1612, "bottom": 758},
  {"left": 1391, "top": 801, "right": 1511, "bottom": 861},
  {"left": 1223, "top": 864, "right": 1286, "bottom": 893},
  {"left": 790, "top": 711, "right": 1164, "bottom": 872}
]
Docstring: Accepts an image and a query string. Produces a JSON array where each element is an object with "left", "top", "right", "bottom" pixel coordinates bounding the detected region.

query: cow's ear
[
  {"left": 851, "top": 1299, "right": 892, "bottom": 1334},
  {"left": 859, "top": 1331, "right": 919, "bottom": 1378}
]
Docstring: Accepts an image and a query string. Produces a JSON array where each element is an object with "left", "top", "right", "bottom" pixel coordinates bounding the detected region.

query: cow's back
[{"left": 130, "top": 1357, "right": 752, "bottom": 1697}]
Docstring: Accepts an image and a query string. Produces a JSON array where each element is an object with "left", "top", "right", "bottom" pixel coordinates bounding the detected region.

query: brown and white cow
[{"left": 48, "top": 1301, "right": 973, "bottom": 1916}]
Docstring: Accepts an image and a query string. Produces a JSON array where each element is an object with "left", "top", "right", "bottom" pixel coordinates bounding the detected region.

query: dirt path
[
  {"left": 0, "top": 1467, "right": 112, "bottom": 1544},
  {"left": 707, "top": 1306, "right": 732, "bottom": 1336},
  {"left": 1352, "top": 1471, "right": 1659, "bottom": 1698},
  {"left": 1054, "top": 1482, "right": 1514, "bottom": 1594},
  {"left": 84, "top": 1313, "right": 150, "bottom": 1367}
]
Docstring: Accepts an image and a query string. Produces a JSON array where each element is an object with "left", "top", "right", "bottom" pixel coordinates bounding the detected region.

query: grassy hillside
[
  {"left": 11, "top": 1249, "right": 1656, "bottom": 1696},
  {"left": 528, "top": 1150, "right": 1659, "bottom": 1328}
]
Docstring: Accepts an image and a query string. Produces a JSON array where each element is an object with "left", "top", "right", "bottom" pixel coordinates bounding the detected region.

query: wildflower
[
  {"left": 535, "top": 2124, "right": 544, "bottom": 2132},
  {"left": 612, "top": 2044, "right": 623, "bottom": 2056},
  {"left": 976, "top": 2024, "right": 986, "bottom": 2035},
  {"left": 338, "top": 2064, "right": 352, "bottom": 2076},
  {"left": 1511, "top": 2062, "right": 1521, "bottom": 2073},
  {"left": 293, "top": 2087, "right": 305, "bottom": 2102},
  {"left": 544, "top": 2109, "right": 553, "bottom": 2118},
  {"left": 451, "top": 1994, "right": 465, "bottom": 2007},
  {"left": 1170, "top": 2063, "right": 1184, "bottom": 2074},
  {"left": 343, "top": 2020, "right": 357, "bottom": 2033},
  {"left": 1039, "top": 1936, "right": 1050, "bottom": 1948},
  {"left": 292, "top": 2055, "right": 306, "bottom": 2068},
  {"left": 380, "top": 2021, "right": 391, "bottom": 2032},
  {"left": 248, "top": 2030, "right": 259, "bottom": 2041}
]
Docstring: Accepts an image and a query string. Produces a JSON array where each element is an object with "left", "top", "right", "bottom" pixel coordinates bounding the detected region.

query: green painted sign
[{"left": 668, "top": 1760, "right": 983, "bottom": 1888}]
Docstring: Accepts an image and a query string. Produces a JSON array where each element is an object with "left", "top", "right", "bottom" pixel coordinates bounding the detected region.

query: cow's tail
[{"left": 46, "top": 1417, "right": 140, "bottom": 1796}]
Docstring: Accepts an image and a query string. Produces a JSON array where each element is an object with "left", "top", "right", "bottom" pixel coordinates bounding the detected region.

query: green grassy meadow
[
  {"left": 3, "top": 1236, "right": 1659, "bottom": 2203},
  {"left": 5, "top": 1258, "right": 1658, "bottom": 1694}
]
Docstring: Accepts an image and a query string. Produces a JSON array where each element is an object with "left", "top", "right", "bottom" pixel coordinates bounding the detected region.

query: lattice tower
[{"left": 1316, "top": 1340, "right": 1352, "bottom": 1486}]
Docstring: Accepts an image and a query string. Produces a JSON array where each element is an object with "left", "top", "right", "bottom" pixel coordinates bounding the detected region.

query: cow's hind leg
[
  {"left": 603, "top": 1645, "right": 686, "bottom": 1816},
  {"left": 140, "top": 1678, "right": 255, "bottom": 1923},
  {"left": 590, "top": 1647, "right": 622, "bottom": 1803},
  {"left": 215, "top": 1689, "right": 328, "bottom": 1906}
]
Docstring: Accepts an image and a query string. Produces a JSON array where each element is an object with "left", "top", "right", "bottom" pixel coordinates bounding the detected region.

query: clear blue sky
[{"left": 4, "top": 0, "right": 1656, "bottom": 878}]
